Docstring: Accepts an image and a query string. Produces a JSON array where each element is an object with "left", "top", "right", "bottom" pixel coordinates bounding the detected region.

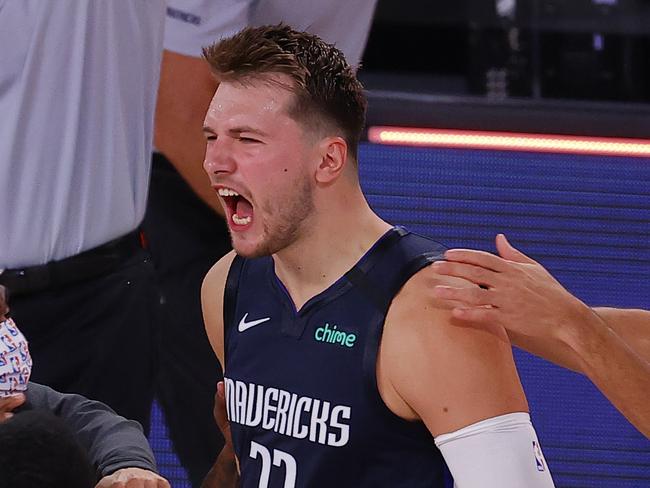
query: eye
[
  {"left": 239, "top": 136, "right": 260, "bottom": 144},
  {"left": 205, "top": 135, "right": 217, "bottom": 142}
]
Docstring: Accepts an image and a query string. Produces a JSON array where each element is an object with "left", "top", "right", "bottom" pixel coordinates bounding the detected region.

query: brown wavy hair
[{"left": 203, "top": 24, "right": 367, "bottom": 161}]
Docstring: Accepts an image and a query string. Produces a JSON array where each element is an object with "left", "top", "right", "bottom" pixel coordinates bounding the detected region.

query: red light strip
[{"left": 367, "top": 126, "right": 650, "bottom": 158}]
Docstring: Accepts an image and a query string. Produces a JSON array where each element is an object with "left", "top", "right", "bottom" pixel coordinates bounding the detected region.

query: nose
[{"left": 203, "top": 137, "right": 237, "bottom": 176}]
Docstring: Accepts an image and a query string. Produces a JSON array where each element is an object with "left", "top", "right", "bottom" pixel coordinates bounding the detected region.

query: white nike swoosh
[{"left": 238, "top": 313, "right": 271, "bottom": 332}]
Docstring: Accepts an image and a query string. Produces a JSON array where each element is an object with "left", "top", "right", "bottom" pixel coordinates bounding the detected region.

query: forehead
[{"left": 204, "top": 76, "right": 297, "bottom": 129}]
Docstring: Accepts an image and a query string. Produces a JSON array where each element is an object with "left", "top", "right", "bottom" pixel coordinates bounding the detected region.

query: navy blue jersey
[{"left": 223, "top": 227, "right": 448, "bottom": 487}]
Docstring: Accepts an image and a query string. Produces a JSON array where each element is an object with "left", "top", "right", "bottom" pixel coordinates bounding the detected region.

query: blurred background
[
  {"left": 149, "top": 1, "right": 650, "bottom": 486},
  {"left": 364, "top": 0, "right": 650, "bottom": 102},
  {"left": 360, "top": 0, "right": 650, "bottom": 136}
]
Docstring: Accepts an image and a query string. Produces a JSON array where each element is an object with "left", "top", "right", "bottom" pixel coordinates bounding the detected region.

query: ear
[{"left": 314, "top": 137, "right": 348, "bottom": 184}]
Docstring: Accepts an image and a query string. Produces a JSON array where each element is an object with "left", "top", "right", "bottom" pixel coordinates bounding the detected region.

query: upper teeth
[{"left": 218, "top": 188, "right": 239, "bottom": 197}]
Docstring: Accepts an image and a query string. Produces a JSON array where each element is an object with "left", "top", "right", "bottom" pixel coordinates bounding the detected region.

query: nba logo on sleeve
[{"left": 532, "top": 440, "right": 547, "bottom": 472}]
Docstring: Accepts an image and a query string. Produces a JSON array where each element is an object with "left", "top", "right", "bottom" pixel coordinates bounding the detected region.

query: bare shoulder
[
  {"left": 203, "top": 251, "right": 237, "bottom": 291},
  {"left": 378, "top": 266, "right": 528, "bottom": 436},
  {"left": 201, "top": 251, "right": 238, "bottom": 364}
]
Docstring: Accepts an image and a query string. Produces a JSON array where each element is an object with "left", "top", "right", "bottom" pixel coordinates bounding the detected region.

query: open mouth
[{"left": 217, "top": 187, "right": 253, "bottom": 227}]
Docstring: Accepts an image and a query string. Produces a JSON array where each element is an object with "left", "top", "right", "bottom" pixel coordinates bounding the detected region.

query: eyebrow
[{"left": 202, "top": 126, "right": 269, "bottom": 137}]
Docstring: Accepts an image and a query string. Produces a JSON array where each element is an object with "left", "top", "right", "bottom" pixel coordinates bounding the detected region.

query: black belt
[{"left": 0, "top": 231, "right": 144, "bottom": 297}]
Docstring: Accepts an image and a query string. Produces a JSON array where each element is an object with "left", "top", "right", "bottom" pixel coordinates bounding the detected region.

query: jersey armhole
[{"left": 223, "top": 254, "right": 245, "bottom": 364}]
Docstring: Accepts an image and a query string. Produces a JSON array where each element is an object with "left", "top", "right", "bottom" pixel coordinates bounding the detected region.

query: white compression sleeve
[{"left": 434, "top": 412, "right": 555, "bottom": 488}]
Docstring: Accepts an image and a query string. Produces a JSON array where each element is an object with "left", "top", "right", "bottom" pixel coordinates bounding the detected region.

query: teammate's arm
[
  {"left": 592, "top": 307, "right": 650, "bottom": 363},
  {"left": 378, "top": 269, "right": 556, "bottom": 487},
  {"left": 24, "top": 382, "right": 168, "bottom": 487},
  {"left": 430, "top": 234, "right": 650, "bottom": 438},
  {"left": 201, "top": 251, "right": 239, "bottom": 487},
  {"left": 201, "top": 382, "right": 237, "bottom": 488}
]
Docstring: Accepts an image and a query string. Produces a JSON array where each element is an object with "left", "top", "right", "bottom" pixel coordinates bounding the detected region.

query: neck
[{"left": 272, "top": 189, "right": 391, "bottom": 310}]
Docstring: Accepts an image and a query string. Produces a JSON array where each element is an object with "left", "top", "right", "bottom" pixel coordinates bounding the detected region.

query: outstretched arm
[
  {"left": 23, "top": 382, "right": 169, "bottom": 487},
  {"left": 431, "top": 234, "right": 650, "bottom": 438},
  {"left": 592, "top": 307, "right": 650, "bottom": 363}
]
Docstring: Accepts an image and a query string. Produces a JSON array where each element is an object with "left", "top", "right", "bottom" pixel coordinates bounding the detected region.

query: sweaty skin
[{"left": 431, "top": 234, "right": 650, "bottom": 438}]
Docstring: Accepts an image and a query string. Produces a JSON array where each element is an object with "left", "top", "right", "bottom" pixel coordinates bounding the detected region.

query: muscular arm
[
  {"left": 557, "top": 307, "right": 650, "bottom": 438},
  {"left": 154, "top": 49, "right": 223, "bottom": 216},
  {"left": 378, "top": 269, "right": 554, "bottom": 486},
  {"left": 431, "top": 234, "right": 650, "bottom": 438},
  {"left": 593, "top": 308, "right": 650, "bottom": 363},
  {"left": 201, "top": 252, "right": 239, "bottom": 488}
]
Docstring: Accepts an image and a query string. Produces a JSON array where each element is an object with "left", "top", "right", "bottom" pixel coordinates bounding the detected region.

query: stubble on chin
[{"left": 230, "top": 174, "right": 315, "bottom": 259}]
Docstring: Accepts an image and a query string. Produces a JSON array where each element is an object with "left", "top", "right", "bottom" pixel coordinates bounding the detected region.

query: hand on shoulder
[
  {"left": 430, "top": 234, "right": 589, "bottom": 343},
  {"left": 378, "top": 265, "right": 527, "bottom": 437}
]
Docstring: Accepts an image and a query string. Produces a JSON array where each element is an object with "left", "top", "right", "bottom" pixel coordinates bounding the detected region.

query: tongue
[{"left": 235, "top": 198, "right": 253, "bottom": 218}]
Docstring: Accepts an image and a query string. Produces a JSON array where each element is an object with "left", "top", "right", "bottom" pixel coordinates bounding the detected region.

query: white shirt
[
  {"left": 164, "top": 0, "right": 378, "bottom": 68},
  {"left": 0, "top": 0, "right": 165, "bottom": 268}
]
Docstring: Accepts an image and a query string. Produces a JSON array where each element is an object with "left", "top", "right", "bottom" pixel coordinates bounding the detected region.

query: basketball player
[
  {"left": 200, "top": 25, "right": 556, "bottom": 487},
  {"left": 149, "top": 3, "right": 378, "bottom": 482}
]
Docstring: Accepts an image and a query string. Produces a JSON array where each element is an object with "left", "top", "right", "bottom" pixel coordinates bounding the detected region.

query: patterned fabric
[{"left": 0, "top": 319, "right": 32, "bottom": 396}]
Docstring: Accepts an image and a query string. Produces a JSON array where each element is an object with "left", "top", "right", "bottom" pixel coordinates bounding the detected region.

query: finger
[
  {"left": 5, "top": 395, "right": 24, "bottom": 412},
  {"left": 430, "top": 261, "right": 499, "bottom": 287},
  {"left": 451, "top": 306, "right": 500, "bottom": 324},
  {"left": 431, "top": 296, "right": 476, "bottom": 311},
  {"left": 125, "top": 479, "right": 146, "bottom": 488},
  {"left": 432, "top": 285, "right": 497, "bottom": 307},
  {"left": 496, "top": 234, "right": 536, "bottom": 264},
  {"left": 0, "top": 393, "right": 25, "bottom": 412},
  {"left": 442, "top": 248, "right": 509, "bottom": 273},
  {"left": 10, "top": 393, "right": 26, "bottom": 407},
  {"left": 451, "top": 307, "right": 510, "bottom": 342}
]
